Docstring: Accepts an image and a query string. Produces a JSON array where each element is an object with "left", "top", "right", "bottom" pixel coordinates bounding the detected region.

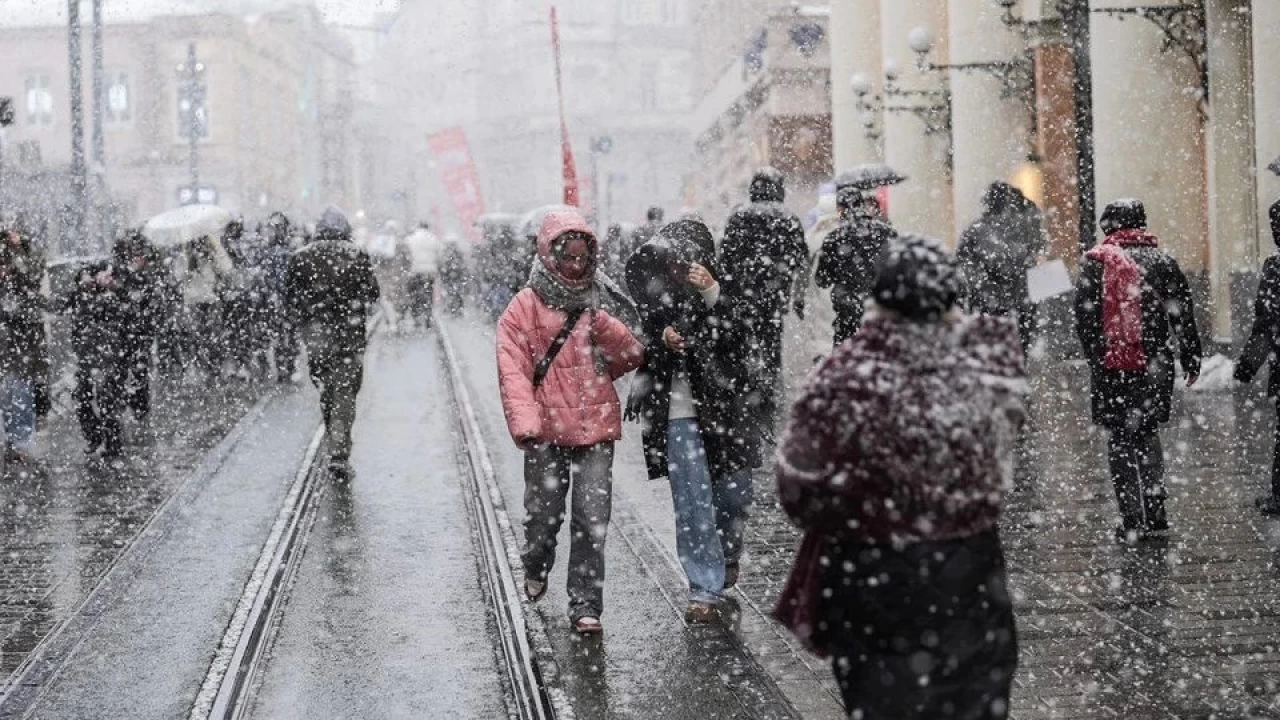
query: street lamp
[{"left": 908, "top": 24, "right": 1034, "bottom": 100}]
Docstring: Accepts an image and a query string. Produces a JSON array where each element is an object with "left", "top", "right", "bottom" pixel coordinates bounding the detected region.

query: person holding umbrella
[{"left": 625, "top": 219, "right": 760, "bottom": 622}]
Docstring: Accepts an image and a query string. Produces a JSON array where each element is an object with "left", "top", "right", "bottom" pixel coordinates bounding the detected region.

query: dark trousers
[
  {"left": 741, "top": 310, "right": 784, "bottom": 443},
  {"left": 306, "top": 345, "right": 364, "bottom": 462},
  {"left": 405, "top": 274, "right": 435, "bottom": 323},
  {"left": 1270, "top": 401, "right": 1280, "bottom": 501},
  {"left": 1107, "top": 429, "right": 1167, "bottom": 530},
  {"left": 521, "top": 443, "right": 614, "bottom": 620},
  {"left": 123, "top": 333, "right": 153, "bottom": 419},
  {"left": 268, "top": 300, "right": 297, "bottom": 378},
  {"left": 75, "top": 352, "right": 128, "bottom": 455},
  {"left": 832, "top": 300, "right": 865, "bottom": 347}
]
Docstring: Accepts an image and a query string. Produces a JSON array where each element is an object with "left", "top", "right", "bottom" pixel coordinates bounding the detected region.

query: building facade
[
  {"left": 361, "top": 0, "right": 695, "bottom": 234},
  {"left": 687, "top": 4, "right": 834, "bottom": 228},
  {"left": 0, "top": 2, "right": 358, "bottom": 239},
  {"left": 829, "top": 0, "right": 1280, "bottom": 341}
]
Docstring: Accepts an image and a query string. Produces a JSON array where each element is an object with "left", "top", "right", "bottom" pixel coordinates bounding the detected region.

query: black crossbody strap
[{"left": 533, "top": 307, "right": 587, "bottom": 388}]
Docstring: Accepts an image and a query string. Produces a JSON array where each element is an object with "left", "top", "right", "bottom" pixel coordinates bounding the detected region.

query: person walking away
[
  {"left": 774, "top": 235, "right": 1026, "bottom": 719},
  {"left": 114, "top": 231, "right": 168, "bottom": 425},
  {"left": 719, "top": 167, "right": 809, "bottom": 442},
  {"left": 496, "top": 209, "right": 644, "bottom": 634},
  {"left": 439, "top": 235, "right": 469, "bottom": 316},
  {"left": 625, "top": 219, "right": 759, "bottom": 623},
  {"left": 0, "top": 221, "right": 45, "bottom": 464},
  {"left": 1234, "top": 199, "right": 1280, "bottom": 515},
  {"left": 628, "top": 206, "right": 665, "bottom": 262},
  {"left": 957, "top": 182, "right": 1047, "bottom": 353},
  {"left": 400, "top": 221, "right": 441, "bottom": 329},
  {"left": 178, "top": 234, "right": 233, "bottom": 378},
  {"left": 286, "top": 206, "right": 381, "bottom": 481},
  {"left": 1075, "top": 199, "right": 1201, "bottom": 542},
  {"left": 260, "top": 212, "right": 298, "bottom": 382},
  {"left": 815, "top": 185, "right": 896, "bottom": 346}
]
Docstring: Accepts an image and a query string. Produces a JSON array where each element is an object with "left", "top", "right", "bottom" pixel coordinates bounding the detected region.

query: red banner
[
  {"left": 427, "top": 127, "right": 486, "bottom": 241},
  {"left": 550, "top": 6, "right": 579, "bottom": 207}
]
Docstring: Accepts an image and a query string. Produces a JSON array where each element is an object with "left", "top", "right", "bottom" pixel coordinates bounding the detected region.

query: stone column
[
  {"left": 1033, "top": 19, "right": 1083, "bottom": 266},
  {"left": 946, "top": 0, "right": 1033, "bottom": 231},
  {"left": 830, "top": 0, "right": 884, "bottom": 169},
  {"left": 1204, "top": 0, "right": 1257, "bottom": 340},
  {"left": 1253, "top": 0, "right": 1280, "bottom": 257},
  {"left": 1091, "top": 0, "right": 1207, "bottom": 278},
  {"left": 880, "top": 0, "right": 953, "bottom": 242}
]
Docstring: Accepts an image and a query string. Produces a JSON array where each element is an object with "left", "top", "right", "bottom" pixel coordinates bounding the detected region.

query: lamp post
[
  {"left": 68, "top": 0, "right": 87, "bottom": 245},
  {"left": 176, "top": 43, "right": 206, "bottom": 204}
]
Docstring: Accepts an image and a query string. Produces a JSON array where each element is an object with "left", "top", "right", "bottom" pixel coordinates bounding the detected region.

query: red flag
[{"left": 550, "top": 6, "right": 579, "bottom": 207}]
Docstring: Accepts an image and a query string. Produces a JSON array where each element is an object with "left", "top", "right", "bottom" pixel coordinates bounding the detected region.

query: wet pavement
[
  {"left": 0, "top": 373, "right": 260, "bottom": 679},
  {"left": 5, "top": 312, "right": 1280, "bottom": 718},
  {"left": 247, "top": 335, "right": 508, "bottom": 718}
]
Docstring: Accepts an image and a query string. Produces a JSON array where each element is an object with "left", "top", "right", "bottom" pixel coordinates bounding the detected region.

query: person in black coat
[
  {"left": 718, "top": 167, "right": 809, "bottom": 441},
  {"left": 815, "top": 185, "right": 896, "bottom": 345},
  {"left": 1075, "top": 199, "right": 1201, "bottom": 541},
  {"left": 625, "top": 219, "right": 760, "bottom": 621},
  {"left": 957, "top": 182, "right": 1047, "bottom": 353},
  {"left": 113, "top": 231, "right": 169, "bottom": 423},
  {"left": 65, "top": 232, "right": 166, "bottom": 462},
  {"left": 1234, "top": 199, "right": 1280, "bottom": 515}
]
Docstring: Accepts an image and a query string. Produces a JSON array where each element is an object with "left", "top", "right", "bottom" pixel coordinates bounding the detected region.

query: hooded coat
[
  {"left": 496, "top": 211, "right": 644, "bottom": 448},
  {"left": 285, "top": 207, "right": 381, "bottom": 355},
  {"left": 773, "top": 311, "right": 1025, "bottom": 717},
  {"left": 815, "top": 205, "right": 896, "bottom": 322},
  {"left": 719, "top": 170, "right": 809, "bottom": 318},
  {"left": 624, "top": 220, "right": 761, "bottom": 480},
  {"left": 1075, "top": 230, "right": 1201, "bottom": 431},
  {"left": 1235, "top": 200, "right": 1280, "bottom": 395},
  {"left": 956, "top": 183, "right": 1047, "bottom": 315}
]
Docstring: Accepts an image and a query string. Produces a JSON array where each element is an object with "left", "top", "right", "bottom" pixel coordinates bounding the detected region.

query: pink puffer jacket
[{"left": 496, "top": 211, "right": 644, "bottom": 448}]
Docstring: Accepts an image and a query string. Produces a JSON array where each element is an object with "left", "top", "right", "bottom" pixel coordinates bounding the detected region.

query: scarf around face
[
  {"left": 527, "top": 258, "right": 607, "bottom": 375},
  {"left": 1085, "top": 229, "right": 1158, "bottom": 371}
]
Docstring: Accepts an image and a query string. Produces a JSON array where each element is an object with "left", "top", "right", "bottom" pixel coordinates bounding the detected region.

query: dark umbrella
[
  {"left": 1269, "top": 156, "right": 1280, "bottom": 177},
  {"left": 835, "top": 163, "right": 908, "bottom": 191}
]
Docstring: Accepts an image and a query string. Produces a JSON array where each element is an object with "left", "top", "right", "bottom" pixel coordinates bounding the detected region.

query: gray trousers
[
  {"left": 521, "top": 443, "right": 614, "bottom": 620},
  {"left": 304, "top": 338, "right": 365, "bottom": 463}
]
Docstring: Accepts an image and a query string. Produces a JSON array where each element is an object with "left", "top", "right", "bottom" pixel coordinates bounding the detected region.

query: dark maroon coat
[{"left": 773, "top": 311, "right": 1026, "bottom": 654}]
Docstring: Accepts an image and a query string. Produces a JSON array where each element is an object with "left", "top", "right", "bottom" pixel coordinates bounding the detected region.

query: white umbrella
[{"left": 142, "top": 204, "right": 233, "bottom": 248}]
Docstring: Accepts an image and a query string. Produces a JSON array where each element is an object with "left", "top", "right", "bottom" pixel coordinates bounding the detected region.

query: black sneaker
[
  {"left": 1256, "top": 496, "right": 1280, "bottom": 516},
  {"left": 328, "top": 459, "right": 353, "bottom": 483}
]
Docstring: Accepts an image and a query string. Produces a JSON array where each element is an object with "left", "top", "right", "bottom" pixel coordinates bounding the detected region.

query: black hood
[
  {"left": 872, "top": 235, "right": 961, "bottom": 322},
  {"left": 749, "top": 167, "right": 785, "bottom": 203},
  {"left": 1099, "top": 198, "right": 1147, "bottom": 235},
  {"left": 981, "top": 182, "right": 1024, "bottom": 216},
  {"left": 1271, "top": 198, "right": 1280, "bottom": 246}
]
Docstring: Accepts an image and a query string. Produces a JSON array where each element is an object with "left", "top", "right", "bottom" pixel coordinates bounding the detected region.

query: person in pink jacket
[{"left": 496, "top": 209, "right": 644, "bottom": 634}]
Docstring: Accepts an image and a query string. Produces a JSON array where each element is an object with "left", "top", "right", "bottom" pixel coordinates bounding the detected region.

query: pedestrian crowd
[
  {"left": 487, "top": 168, "right": 1280, "bottom": 719},
  {"left": 5, "top": 164, "right": 1280, "bottom": 718}
]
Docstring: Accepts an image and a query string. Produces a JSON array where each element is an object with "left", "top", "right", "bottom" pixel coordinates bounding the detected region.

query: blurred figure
[
  {"left": 177, "top": 233, "right": 234, "bottom": 377},
  {"left": 815, "top": 185, "right": 897, "bottom": 346},
  {"left": 1234, "top": 199, "right": 1280, "bottom": 514},
  {"left": 718, "top": 167, "right": 809, "bottom": 442},
  {"left": 496, "top": 210, "right": 643, "bottom": 634},
  {"left": 400, "top": 221, "right": 441, "bottom": 328},
  {"left": 221, "top": 218, "right": 266, "bottom": 378},
  {"left": 629, "top": 206, "right": 665, "bottom": 261},
  {"left": 625, "top": 219, "right": 759, "bottom": 623},
  {"left": 113, "top": 230, "right": 169, "bottom": 424},
  {"left": 286, "top": 206, "right": 381, "bottom": 480},
  {"left": 775, "top": 236, "right": 1025, "bottom": 719},
  {"left": 439, "top": 235, "right": 469, "bottom": 316},
  {"left": 1075, "top": 199, "right": 1201, "bottom": 542},
  {"left": 956, "top": 182, "right": 1047, "bottom": 353},
  {"left": 0, "top": 218, "right": 46, "bottom": 464},
  {"left": 260, "top": 212, "right": 298, "bottom": 382}
]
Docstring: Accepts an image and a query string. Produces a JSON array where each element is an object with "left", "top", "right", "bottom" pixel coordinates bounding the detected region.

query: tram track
[{"left": 438, "top": 319, "right": 571, "bottom": 720}]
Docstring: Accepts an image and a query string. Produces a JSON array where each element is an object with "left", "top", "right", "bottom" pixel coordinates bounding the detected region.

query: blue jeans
[
  {"left": 1, "top": 376, "right": 35, "bottom": 451},
  {"left": 666, "top": 418, "right": 753, "bottom": 604}
]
